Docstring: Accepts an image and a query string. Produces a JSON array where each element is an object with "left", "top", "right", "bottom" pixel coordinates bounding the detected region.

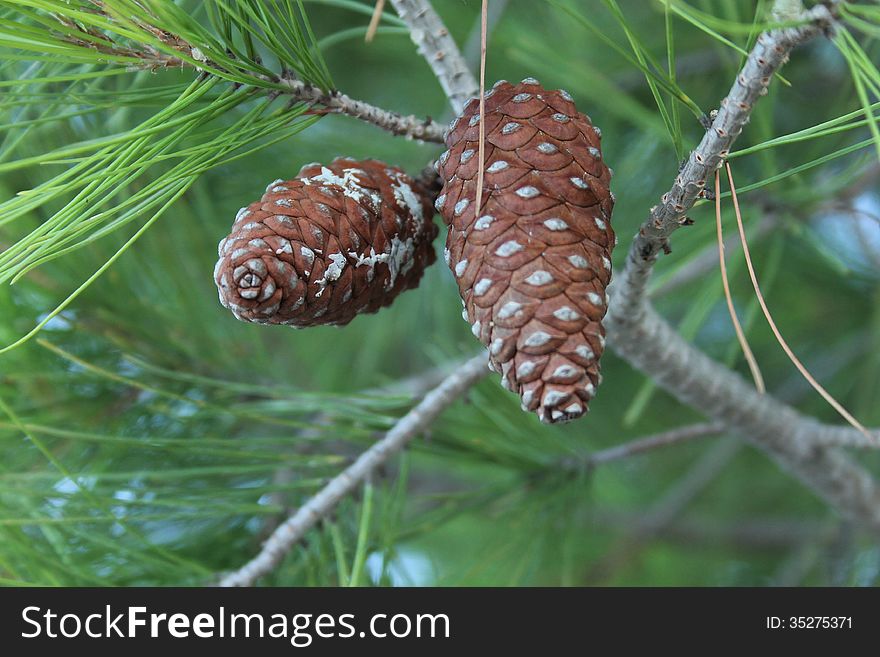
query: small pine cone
[
  {"left": 214, "top": 158, "right": 438, "bottom": 327},
  {"left": 436, "top": 79, "right": 615, "bottom": 424}
]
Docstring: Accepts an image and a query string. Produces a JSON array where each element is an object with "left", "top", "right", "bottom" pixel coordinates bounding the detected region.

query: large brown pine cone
[
  {"left": 436, "top": 78, "right": 615, "bottom": 424},
  {"left": 214, "top": 158, "right": 438, "bottom": 327}
]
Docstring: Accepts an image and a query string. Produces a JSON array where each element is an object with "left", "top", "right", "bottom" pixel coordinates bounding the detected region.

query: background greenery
[{"left": 1, "top": 0, "right": 878, "bottom": 586}]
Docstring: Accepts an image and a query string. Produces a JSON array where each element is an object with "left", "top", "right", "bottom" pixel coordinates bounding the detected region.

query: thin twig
[
  {"left": 389, "top": 0, "right": 479, "bottom": 114},
  {"left": 59, "top": 4, "right": 446, "bottom": 143},
  {"left": 218, "top": 355, "right": 489, "bottom": 587},
  {"left": 273, "top": 76, "right": 444, "bottom": 142},
  {"left": 846, "top": 206, "right": 880, "bottom": 227},
  {"left": 582, "top": 422, "right": 726, "bottom": 466}
]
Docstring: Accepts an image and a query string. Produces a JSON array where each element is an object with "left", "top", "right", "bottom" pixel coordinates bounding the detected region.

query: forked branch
[{"left": 606, "top": 0, "right": 880, "bottom": 531}]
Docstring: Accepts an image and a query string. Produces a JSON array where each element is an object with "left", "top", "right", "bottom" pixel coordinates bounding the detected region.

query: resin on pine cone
[
  {"left": 214, "top": 158, "right": 438, "bottom": 327},
  {"left": 436, "top": 78, "right": 615, "bottom": 424}
]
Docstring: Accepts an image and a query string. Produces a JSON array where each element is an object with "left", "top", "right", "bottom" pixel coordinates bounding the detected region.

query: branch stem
[
  {"left": 390, "top": 0, "right": 479, "bottom": 114},
  {"left": 604, "top": 2, "right": 880, "bottom": 531},
  {"left": 273, "top": 76, "right": 444, "bottom": 142},
  {"left": 629, "top": 3, "right": 836, "bottom": 269},
  {"left": 218, "top": 355, "right": 488, "bottom": 587},
  {"left": 65, "top": 4, "right": 447, "bottom": 143},
  {"left": 583, "top": 422, "right": 726, "bottom": 466}
]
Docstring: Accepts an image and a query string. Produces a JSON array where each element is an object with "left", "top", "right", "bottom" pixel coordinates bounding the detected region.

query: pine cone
[
  {"left": 436, "top": 79, "right": 615, "bottom": 424},
  {"left": 214, "top": 158, "right": 438, "bottom": 327}
]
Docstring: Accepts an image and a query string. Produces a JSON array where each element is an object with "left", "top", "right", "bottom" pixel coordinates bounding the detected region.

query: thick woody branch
[
  {"left": 605, "top": 1, "right": 880, "bottom": 532},
  {"left": 218, "top": 355, "right": 489, "bottom": 587},
  {"left": 630, "top": 2, "right": 837, "bottom": 267},
  {"left": 606, "top": 301, "right": 880, "bottom": 531},
  {"left": 390, "top": 0, "right": 479, "bottom": 114}
]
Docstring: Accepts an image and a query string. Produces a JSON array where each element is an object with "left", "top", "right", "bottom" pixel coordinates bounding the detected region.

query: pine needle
[
  {"left": 365, "top": 0, "right": 385, "bottom": 43},
  {"left": 474, "top": 0, "right": 488, "bottom": 223},
  {"left": 715, "top": 169, "right": 765, "bottom": 393},
  {"left": 348, "top": 481, "right": 375, "bottom": 586},
  {"left": 725, "top": 162, "right": 875, "bottom": 443}
]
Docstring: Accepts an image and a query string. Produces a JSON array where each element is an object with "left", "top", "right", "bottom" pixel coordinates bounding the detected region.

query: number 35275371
[{"left": 766, "top": 617, "right": 852, "bottom": 629}]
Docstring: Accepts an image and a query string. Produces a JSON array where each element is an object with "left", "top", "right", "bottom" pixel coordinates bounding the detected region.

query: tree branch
[
  {"left": 62, "top": 4, "right": 446, "bottom": 143},
  {"left": 581, "top": 422, "right": 726, "bottom": 467},
  {"left": 626, "top": 2, "right": 837, "bottom": 270},
  {"left": 604, "top": 1, "right": 880, "bottom": 532},
  {"left": 389, "top": 0, "right": 479, "bottom": 114},
  {"left": 274, "top": 76, "right": 444, "bottom": 142},
  {"left": 606, "top": 301, "right": 880, "bottom": 529},
  {"left": 218, "top": 354, "right": 488, "bottom": 587}
]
